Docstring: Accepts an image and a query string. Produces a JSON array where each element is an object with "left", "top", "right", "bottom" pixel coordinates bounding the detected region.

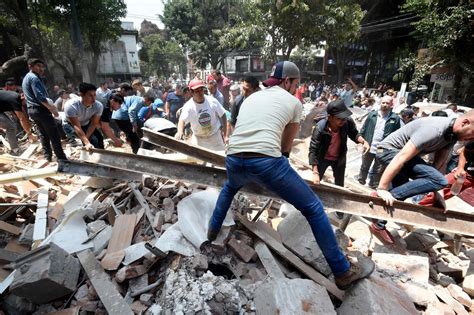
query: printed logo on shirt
[{"left": 198, "top": 111, "right": 211, "bottom": 127}]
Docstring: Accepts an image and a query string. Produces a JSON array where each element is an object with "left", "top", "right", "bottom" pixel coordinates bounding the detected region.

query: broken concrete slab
[
  {"left": 372, "top": 252, "right": 430, "bottom": 283},
  {"left": 338, "top": 275, "right": 418, "bottom": 315},
  {"left": 228, "top": 238, "right": 257, "bottom": 263},
  {"left": 254, "top": 278, "right": 336, "bottom": 315},
  {"left": 10, "top": 243, "right": 80, "bottom": 304},
  {"left": 433, "top": 285, "right": 469, "bottom": 315},
  {"left": 463, "top": 261, "right": 474, "bottom": 297},
  {"left": 18, "top": 223, "right": 34, "bottom": 246},
  {"left": 403, "top": 229, "right": 439, "bottom": 252},
  {"left": 277, "top": 209, "right": 334, "bottom": 276},
  {"left": 447, "top": 283, "right": 472, "bottom": 309}
]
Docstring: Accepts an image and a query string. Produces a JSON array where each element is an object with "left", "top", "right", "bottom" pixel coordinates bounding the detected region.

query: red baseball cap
[{"left": 188, "top": 79, "right": 205, "bottom": 90}]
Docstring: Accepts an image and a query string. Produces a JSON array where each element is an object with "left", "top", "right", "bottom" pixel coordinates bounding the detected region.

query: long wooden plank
[
  {"left": 236, "top": 213, "right": 344, "bottom": 300},
  {"left": 32, "top": 188, "right": 49, "bottom": 244},
  {"left": 77, "top": 150, "right": 474, "bottom": 237},
  {"left": 129, "top": 183, "right": 159, "bottom": 238},
  {"left": 0, "top": 221, "right": 22, "bottom": 235},
  {"left": 142, "top": 128, "right": 226, "bottom": 166},
  {"left": 254, "top": 241, "right": 285, "bottom": 279},
  {"left": 101, "top": 214, "right": 136, "bottom": 270},
  {"left": 77, "top": 250, "right": 133, "bottom": 315}
]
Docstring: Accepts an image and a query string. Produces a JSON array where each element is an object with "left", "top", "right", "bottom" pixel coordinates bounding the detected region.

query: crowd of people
[{"left": 1, "top": 58, "right": 473, "bottom": 290}]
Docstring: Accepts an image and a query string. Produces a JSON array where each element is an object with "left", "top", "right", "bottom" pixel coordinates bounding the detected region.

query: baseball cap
[
  {"left": 263, "top": 61, "right": 300, "bottom": 87},
  {"left": 327, "top": 100, "right": 352, "bottom": 119},
  {"left": 188, "top": 79, "right": 205, "bottom": 90}
]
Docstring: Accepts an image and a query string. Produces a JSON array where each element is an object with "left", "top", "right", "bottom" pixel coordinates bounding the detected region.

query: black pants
[
  {"left": 80, "top": 123, "right": 104, "bottom": 149},
  {"left": 358, "top": 151, "right": 383, "bottom": 188},
  {"left": 28, "top": 106, "right": 67, "bottom": 161},
  {"left": 317, "top": 158, "right": 345, "bottom": 187},
  {"left": 113, "top": 119, "right": 140, "bottom": 153}
]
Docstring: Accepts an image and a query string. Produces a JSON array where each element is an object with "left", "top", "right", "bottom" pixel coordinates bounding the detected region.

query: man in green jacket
[{"left": 357, "top": 95, "right": 401, "bottom": 188}]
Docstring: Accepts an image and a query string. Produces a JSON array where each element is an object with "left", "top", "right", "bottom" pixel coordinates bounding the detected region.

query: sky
[{"left": 122, "top": 0, "right": 165, "bottom": 30}]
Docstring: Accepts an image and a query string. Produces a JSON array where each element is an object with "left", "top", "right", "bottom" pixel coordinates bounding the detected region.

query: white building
[{"left": 97, "top": 22, "right": 141, "bottom": 80}]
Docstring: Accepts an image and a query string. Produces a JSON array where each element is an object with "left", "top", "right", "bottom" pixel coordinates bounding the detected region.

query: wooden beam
[
  {"left": 0, "top": 221, "right": 22, "bottom": 235},
  {"left": 142, "top": 128, "right": 225, "bottom": 166},
  {"left": 236, "top": 213, "right": 344, "bottom": 300},
  {"left": 77, "top": 250, "right": 133, "bottom": 315},
  {"left": 76, "top": 150, "right": 474, "bottom": 237},
  {"left": 254, "top": 241, "right": 285, "bottom": 279},
  {"left": 101, "top": 214, "right": 136, "bottom": 270}
]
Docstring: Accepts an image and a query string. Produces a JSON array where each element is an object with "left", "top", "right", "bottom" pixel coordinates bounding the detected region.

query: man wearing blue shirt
[
  {"left": 22, "top": 58, "right": 67, "bottom": 161},
  {"left": 112, "top": 84, "right": 142, "bottom": 153}
]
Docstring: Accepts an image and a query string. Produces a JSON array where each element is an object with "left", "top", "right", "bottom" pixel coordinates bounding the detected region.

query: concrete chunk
[
  {"left": 433, "top": 285, "right": 469, "bottom": 315},
  {"left": 10, "top": 243, "right": 80, "bottom": 304},
  {"left": 277, "top": 209, "right": 334, "bottom": 276},
  {"left": 254, "top": 278, "right": 336, "bottom": 315},
  {"left": 447, "top": 283, "right": 472, "bottom": 308},
  {"left": 463, "top": 261, "right": 474, "bottom": 297},
  {"left": 228, "top": 238, "right": 257, "bottom": 263},
  {"left": 338, "top": 276, "right": 418, "bottom": 315}
]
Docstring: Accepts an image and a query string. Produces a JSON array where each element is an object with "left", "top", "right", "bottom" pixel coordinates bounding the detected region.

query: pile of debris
[{"left": 0, "top": 147, "right": 473, "bottom": 314}]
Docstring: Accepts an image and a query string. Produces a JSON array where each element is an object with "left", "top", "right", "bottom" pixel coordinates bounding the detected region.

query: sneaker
[
  {"left": 369, "top": 223, "right": 396, "bottom": 245},
  {"left": 335, "top": 254, "right": 375, "bottom": 290},
  {"left": 353, "top": 175, "right": 365, "bottom": 185}
]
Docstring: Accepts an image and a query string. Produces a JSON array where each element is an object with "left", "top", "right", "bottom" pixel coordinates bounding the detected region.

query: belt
[{"left": 230, "top": 152, "right": 270, "bottom": 158}]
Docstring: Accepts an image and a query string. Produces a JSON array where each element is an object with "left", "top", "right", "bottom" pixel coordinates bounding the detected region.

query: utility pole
[{"left": 70, "top": 0, "right": 91, "bottom": 83}]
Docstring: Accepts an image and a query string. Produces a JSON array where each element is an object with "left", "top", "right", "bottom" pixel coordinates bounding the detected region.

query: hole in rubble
[{"left": 207, "top": 263, "right": 236, "bottom": 280}]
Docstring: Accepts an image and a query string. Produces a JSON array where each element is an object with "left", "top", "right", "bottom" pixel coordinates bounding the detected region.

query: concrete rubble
[{"left": 0, "top": 144, "right": 473, "bottom": 314}]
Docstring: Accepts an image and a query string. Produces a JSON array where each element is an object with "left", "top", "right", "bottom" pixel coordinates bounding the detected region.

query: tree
[
  {"left": 139, "top": 33, "right": 187, "bottom": 79},
  {"left": 161, "top": 0, "right": 247, "bottom": 69},
  {"left": 0, "top": 0, "right": 126, "bottom": 84},
  {"left": 401, "top": 0, "right": 473, "bottom": 94},
  {"left": 219, "top": 0, "right": 363, "bottom": 84}
]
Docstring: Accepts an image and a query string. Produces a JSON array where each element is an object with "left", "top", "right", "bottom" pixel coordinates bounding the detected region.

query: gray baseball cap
[{"left": 263, "top": 61, "right": 300, "bottom": 87}]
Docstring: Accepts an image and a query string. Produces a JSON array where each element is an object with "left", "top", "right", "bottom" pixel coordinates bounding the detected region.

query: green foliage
[
  {"left": 161, "top": 0, "right": 239, "bottom": 69},
  {"left": 31, "top": 0, "right": 126, "bottom": 56},
  {"left": 401, "top": 0, "right": 473, "bottom": 86},
  {"left": 139, "top": 34, "right": 187, "bottom": 78},
  {"left": 220, "top": 0, "right": 363, "bottom": 61}
]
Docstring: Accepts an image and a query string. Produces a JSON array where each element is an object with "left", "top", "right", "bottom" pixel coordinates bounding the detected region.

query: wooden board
[
  {"left": 0, "top": 220, "right": 22, "bottom": 235},
  {"left": 20, "top": 144, "right": 38, "bottom": 159},
  {"left": 77, "top": 250, "right": 133, "bottom": 315},
  {"left": 236, "top": 213, "right": 344, "bottom": 300},
  {"left": 32, "top": 188, "right": 49, "bottom": 242},
  {"left": 254, "top": 241, "right": 285, "bottom": 279},
  {"left": 100, "top": 214, "right": 136, "bottom": 270}
]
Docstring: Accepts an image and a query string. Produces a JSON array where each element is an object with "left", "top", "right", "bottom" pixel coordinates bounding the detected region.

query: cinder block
[{"left": 10, "top": 243, "right": 80, "bottom": 304}]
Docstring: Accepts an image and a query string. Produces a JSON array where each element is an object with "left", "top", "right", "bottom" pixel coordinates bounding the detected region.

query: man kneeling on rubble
[{"left": 207, "top": 61, "right": 374, "bottom": 290}]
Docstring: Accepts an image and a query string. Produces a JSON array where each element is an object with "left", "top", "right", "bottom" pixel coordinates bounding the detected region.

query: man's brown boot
[{"left": 335, "top": 254, "right": 375, "bottom": 290}]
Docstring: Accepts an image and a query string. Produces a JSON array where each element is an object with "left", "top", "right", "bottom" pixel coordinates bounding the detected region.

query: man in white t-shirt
[
  {"left": 207, "top": 61, "right": 374, "bottom": 290},
  {"left": 175, "top": 79, "right": 227, "bottom": 151}
]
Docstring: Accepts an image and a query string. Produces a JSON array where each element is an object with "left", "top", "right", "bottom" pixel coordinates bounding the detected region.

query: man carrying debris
[
  {"left": 22, "top": 58, "right": 67, "bottom": 162},
  {"left": 372, "top": 110, "right": 474, "bottom": 244},
  {"left": 175, "top": 79, "right": 228, "bottom": 151},
  {"left": 208, "top": 61, "right": 374, "bottom": 290},
  {"left": 0, "top": 90, "right": 37, "bottom": 155},
  {"left": 64, "top": 83, "right": 104, "bottom": 149}
]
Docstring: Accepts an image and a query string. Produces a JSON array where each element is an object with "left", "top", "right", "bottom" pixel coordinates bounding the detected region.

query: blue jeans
[
  {"left": 209, "top": 155, "right": 350, "bottom": 276},
  {"left": 374, "top": 149, "right": 448, "bottom": 228}
]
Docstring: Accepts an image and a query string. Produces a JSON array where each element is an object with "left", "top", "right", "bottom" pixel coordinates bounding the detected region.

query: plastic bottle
[{"left": 450, "top": 173, "right": 465, "bottom": 196}]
